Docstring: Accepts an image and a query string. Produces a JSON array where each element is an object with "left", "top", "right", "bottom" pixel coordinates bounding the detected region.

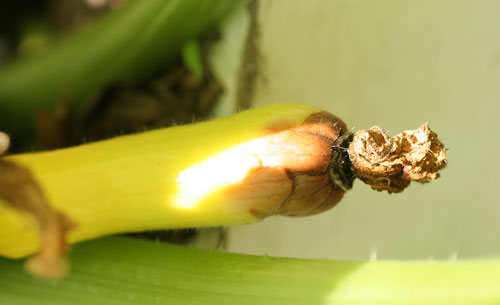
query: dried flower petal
[{"left": 348, "top": 124, "right": 447, "bottom": 193}]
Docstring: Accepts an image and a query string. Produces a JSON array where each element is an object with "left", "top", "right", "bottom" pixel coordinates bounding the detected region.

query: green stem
[{"left": 0, "top": 237, "right": 499, "bottom": 305}]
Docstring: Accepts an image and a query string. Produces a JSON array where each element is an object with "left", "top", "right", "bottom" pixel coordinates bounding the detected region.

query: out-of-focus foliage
[{"left": 0, "top": 0, "right": 242, "bottom": 139}]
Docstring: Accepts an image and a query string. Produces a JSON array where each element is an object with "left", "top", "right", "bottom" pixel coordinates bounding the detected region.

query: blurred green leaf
[
  {"left": 0, "top": 0, "right": 244, "bottom": 139},
  {"left": 182, "top": 39, "right": 204, "bottom": 79},
  {"left": 0, "top": 237, "right": 499, "bottom": 305}
]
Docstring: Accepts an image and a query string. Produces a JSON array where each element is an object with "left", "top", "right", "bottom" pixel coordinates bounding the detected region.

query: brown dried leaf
[{"left": 0, "top": 135, "right": 73, "bottom": 278}]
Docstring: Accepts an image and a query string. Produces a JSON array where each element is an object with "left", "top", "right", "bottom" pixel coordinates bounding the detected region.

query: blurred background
[
  {"left": 225, "top": 0, "right": 500, "bottom": 260},
  {"left": 0, "top": 0, "right": 498, "bottom": 261}
]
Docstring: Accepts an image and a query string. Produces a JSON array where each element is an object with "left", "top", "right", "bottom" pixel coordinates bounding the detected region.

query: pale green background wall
[{"left": 226, "top": 0, "right": 500, "bottom": 260}]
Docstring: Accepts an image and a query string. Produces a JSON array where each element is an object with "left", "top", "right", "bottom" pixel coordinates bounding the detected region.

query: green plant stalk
[
  {"left": 0, "top": 0, "right": 244, "bottom": 139},
  {"left": 0, "top": 103, "right": 347, "bottom": 259},
  {"left": 0, "top": 236, "right": 499, "bottom": 305}
]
